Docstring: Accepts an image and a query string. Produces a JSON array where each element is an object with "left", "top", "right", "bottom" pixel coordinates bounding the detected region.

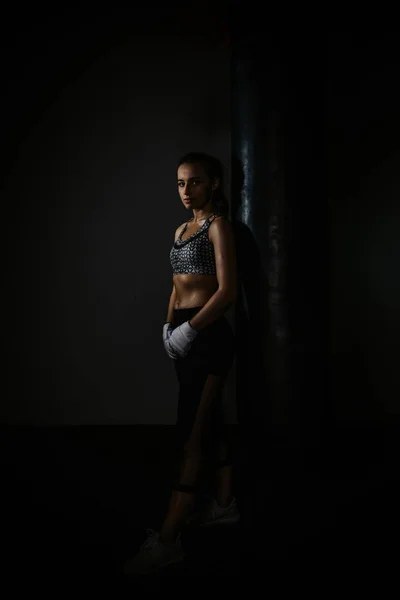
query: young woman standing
[{"left": 125, "top": 152, "right": 239, "bottom": 575}]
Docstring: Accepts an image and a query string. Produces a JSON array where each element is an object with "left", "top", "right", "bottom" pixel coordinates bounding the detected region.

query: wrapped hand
[
  {"left": 163, "top": 323, "right": 177, "bottom": 359},
  {"left": 167, "top": 321, "right": 198, "bottom": 358}
]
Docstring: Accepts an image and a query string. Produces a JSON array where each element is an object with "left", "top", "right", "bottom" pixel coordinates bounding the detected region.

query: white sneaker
[
  {"left": 186, "top": 497, "right": 240, "bottom": 527},
  {"left": 124, "top": 529, "right": 185, "bottom": 575}
]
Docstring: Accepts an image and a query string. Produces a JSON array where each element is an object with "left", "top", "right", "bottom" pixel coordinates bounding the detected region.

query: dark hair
[{"left": 177, "top": 152, "right": 230, "bottom": 219}]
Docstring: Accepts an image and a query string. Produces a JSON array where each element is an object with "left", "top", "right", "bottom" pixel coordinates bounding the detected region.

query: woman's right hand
[{"left": 163, "top": 323, "right": 178, "bottom": 359}]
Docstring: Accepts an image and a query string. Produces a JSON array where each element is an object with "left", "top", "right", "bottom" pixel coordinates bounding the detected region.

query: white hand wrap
[
  {"left": 167, "top": 321, "right": 198, "bottom": 358},
  {"left": 162, "top": 323, "right": 177, "bottom": 359}
]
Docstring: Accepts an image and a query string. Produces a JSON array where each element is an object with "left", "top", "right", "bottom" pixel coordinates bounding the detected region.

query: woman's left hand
[{"left": 167, "top": 321, "right": 198, "bottom": 358}]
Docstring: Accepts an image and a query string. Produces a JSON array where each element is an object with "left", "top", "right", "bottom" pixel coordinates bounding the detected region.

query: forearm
[
  {"left": 188, "top": 289, "right": 236, "bottom": 331},
  {"left": 166, "top": 288, "right": 177, "bottom": 324}
]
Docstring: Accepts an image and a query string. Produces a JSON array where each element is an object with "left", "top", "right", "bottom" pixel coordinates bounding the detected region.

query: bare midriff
[{"left": 173, "top": 273, "right": 218, "bottom": 309}]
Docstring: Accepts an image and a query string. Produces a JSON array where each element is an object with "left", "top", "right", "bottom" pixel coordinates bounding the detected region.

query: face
[{"left": 177, "top": 162, "right": 219, "bottom": 211}]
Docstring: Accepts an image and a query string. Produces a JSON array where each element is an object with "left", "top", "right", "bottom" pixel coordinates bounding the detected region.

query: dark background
[
  {"left": 2, "top": 4, "right": 400, "bottom": 584},
  {"left": 3, "top": 4, "right": 235, "bottom": 426},
  {"left": 326, "top": 31, "right": 400, "bottom": 425}
]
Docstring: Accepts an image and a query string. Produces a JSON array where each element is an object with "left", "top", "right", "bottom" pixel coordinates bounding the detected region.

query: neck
[{"left": 192, "top": 204, "right": 214, "bottom": 223}]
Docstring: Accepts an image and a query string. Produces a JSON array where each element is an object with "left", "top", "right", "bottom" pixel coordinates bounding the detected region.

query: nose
[{"left": 183, "top": 184, "right": 191, "bottom": 197}]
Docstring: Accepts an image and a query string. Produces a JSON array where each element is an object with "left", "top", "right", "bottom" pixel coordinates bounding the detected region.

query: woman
[{"left": 124, "top": 152, "right": 239, "bottom": 575}]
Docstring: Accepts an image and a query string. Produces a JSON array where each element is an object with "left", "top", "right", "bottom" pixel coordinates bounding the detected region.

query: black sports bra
[{"left": 170, "top": 214, "right": 218, "bottom": 275}]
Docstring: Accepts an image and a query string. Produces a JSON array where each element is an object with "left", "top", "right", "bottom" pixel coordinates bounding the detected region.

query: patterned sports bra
[{"left": 170, "top": 214, "right": 218, "bottom": 275}]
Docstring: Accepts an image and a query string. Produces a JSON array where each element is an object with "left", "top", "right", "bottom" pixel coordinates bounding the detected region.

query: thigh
[
  {"left": 176, "top": 369, "right": 224, "bottom": 448},
  {"left": 178, "top": 317, "right": 235, "bottom": 379},
  {"left": 183, "top": 373, "right": 224, "bottom": 455},
  {"left": 174, "top": 319, "right": 233, "bottom": 452}
]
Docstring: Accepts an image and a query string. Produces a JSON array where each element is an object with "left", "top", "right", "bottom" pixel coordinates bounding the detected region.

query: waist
[{"left": 173, "top": 274, "right": 218, "bottom": 308}]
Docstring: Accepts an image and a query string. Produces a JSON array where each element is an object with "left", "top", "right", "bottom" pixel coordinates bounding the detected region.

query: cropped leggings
[{"left": 172, "top": 306, "right": 235, "bottom": 494}]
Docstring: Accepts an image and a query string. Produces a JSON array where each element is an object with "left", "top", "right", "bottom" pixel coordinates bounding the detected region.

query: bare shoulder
[
  {"left": 211, "top": 214, "right": 231, "bottom": 226},
  {"left": 208, "top": 215, "right": 233, "bottom": 240}
]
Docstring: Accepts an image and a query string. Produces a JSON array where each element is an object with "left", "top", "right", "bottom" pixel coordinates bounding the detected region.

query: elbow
[{"left": 219, "top": 287, "right": 237, "bottom": 305}]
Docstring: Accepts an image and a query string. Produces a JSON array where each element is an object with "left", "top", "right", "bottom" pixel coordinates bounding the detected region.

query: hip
[
  {"left": 172, "top": 306, "right": 235, "bottom": 364},
  {"left": 172, "top": 306, "right": 233, "bottom": 336}
]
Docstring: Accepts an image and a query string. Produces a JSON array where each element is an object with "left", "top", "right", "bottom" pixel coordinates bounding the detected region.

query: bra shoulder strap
[{"left": 208, "top": 213, "right": 219, "bottom": 224}]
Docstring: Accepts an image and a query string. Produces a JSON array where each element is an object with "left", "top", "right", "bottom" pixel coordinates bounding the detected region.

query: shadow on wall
[{"left": 230, "top": 155, "right": 270, "bottom": 455}]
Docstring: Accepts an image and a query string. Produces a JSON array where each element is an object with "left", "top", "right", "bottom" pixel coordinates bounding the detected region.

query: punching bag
[
  {"left": 230, "top": 25, "right": 290, "bottom": 452},
  {"left": 230, "top": 11, "right": 329, "bottom": 468}
]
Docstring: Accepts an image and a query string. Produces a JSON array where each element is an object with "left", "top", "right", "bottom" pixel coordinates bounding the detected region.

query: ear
[{"left": 211, "top": 177, "right": 220, "bottom": 191}]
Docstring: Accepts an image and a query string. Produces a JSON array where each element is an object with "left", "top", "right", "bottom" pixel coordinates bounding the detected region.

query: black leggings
[{"left": 172, "top": 307, "right": 235, "bottom": 494}]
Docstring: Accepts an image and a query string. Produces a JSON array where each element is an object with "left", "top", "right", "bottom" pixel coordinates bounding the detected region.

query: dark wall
[
  {"left": 326, "top": 32, "right": 400, "bottom": 424},
  {"left": 5, "top": 17, "right": 398, "bottom": 431},
  {"left": 285, "top": 30, "right": 400, "bottom": 433},
  {"left": 4, "top": 7, "right": 234, "bottom": 425},
  {"left": 229, "top": 25, "right": 400, "bottom": 449}
]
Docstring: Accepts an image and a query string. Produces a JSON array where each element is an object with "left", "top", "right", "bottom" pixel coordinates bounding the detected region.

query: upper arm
[{"left": 209, "top": 217, "right": 237, "bottom": 301}]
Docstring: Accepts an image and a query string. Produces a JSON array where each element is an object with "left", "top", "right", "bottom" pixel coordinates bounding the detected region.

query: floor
[{"left": 1, "top": 423, "right": 398, "bottom": 589}]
